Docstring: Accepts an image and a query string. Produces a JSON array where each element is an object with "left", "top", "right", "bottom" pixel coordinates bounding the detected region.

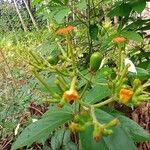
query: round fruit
[
  {"left": 47, "top": 55, "right": 58, "bottom": 65},
  {"left": 90, "top": 52, "right": 102, "bottom": 71}
]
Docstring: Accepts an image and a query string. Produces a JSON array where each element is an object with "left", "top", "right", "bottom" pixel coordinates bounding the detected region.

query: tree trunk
[
  {"left": 22, "top": 0, "right": 38, "bottom": 30},
  {"left": 27, "top": 0, "right": 32, "bottom": 11},
  {"left": 13, "top": 0, "right": 28, "bottom": 32}
]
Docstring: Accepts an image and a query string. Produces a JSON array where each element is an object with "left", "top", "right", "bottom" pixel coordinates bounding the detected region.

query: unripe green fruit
[
  {"left": 90, "top": 52, "right": 102, "bottom": 71},
  {"left": 47, "top": 55, "right": 58, "bottom": 65}
]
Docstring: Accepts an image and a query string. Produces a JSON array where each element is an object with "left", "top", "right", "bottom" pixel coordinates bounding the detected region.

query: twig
[
  {"left": 1, "top": 139, "right": 12, "bottom": 150},
  {"left": 28, "top": 106, "right": 43, "bottom": 115}
]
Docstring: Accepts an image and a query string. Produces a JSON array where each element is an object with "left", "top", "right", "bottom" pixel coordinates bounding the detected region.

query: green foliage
[
  {"left": 51, "top": 129, "right": 77, "bottom": 150},
  {"left": 108, "top": 2, "right": 132, "bottom": 17},
  {"left": 121, "top": 31, "right": 143, "bottom": 42},
  {"left": 80, "top": 109, "right": 137, "bottom": 150},
  {"left": 12, "top": 106, "right": 73, "bottom": 150},
  {"left": 108, "top": 0, "right": 146, "bottom": 17},
  {"left": 84, "top": 85, "right": 111, "bottom": 104},
  {"left": 1, "top": 0, "right": 150, "bottom": 149},
  {"left": 136, "top": 67, "right": 150, "bottom": 80},
  {"left": 131, "top": 0, "right": 146, "bottom": 12},
  {"left": 80, "top": 108, "right": 150, "bottom": 150},
  {"left": 89, "top": 24, "right": 99, "bottom": 40}
]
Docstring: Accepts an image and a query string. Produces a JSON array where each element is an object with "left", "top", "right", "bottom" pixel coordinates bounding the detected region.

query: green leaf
[
  {"left": 32, "top": 0, "right": 43, "bottom": 5},
  {"left": 51, "top": 128, "right": 77, "bottom": 150},
  {"left": 103, "top": 127, "right": 136, "bottom": 150},
  {"left": 138, "top": 22, "right": 150, "bottom": 30},
  {"left": 76, "top": 0, "right": 87, "bottom": 10},
  {"left": 131, "top": 0, "right": 146, "bottom": 12},
  {"left": 116, "top": 115, "right": 150, "bottom": 142},
  {"left": 11, "top": 107, "right": 73, "bottom": 150},
  {"left": 138, "top": 61, "right": 150, "bottom": 70},
  {"left": 136, "top": 52, "right": 150, "bottom": 60},
  {"left": 136, "top": 67, "right": 150, "bottom": 80},
  {"left": 83, "top": 67, "right": 112, "bottom": 104},
  {"left": 64, "top": 0, "right": 69, "bottom": 5},
  {"left": 123, "top": 19, "right": 147, "bottom": 31},
  {"left": 84, "top": 85, "right": 111, "bottom": 104},
  {"left": 121, "top": 31, "right": 143, "bottom": 42},
  {"left": 54, "top": 7, "right": 70, "bottom": 24},
  {"left": 89, "top": 24, "right": 99, "bottom": 40},
  {"left": 51, "top": 121, "right": 77, "bottom": 150},
  {"left": 102, "top": 108, "right": 150, "bottom": 142},
  {"left": 43, "top": 105, "right": 74, "bottom": 118},
  {"left": 35, "top": 41, "right": 58, "bottom": 56},
  {"left": 80, "top": 127, "right": 109, "bottom": 150},
  {"left": 51, "top": 0, "right": 64, "bottom": 5},
  {"left": 80, "top": 109, "right": 136, "bottom": 150},
  {"left": 51, "top": 128, "right": 66, "bottom": 150},
  {"left": 108, "top": 2, "right": 132, "bottom": 17},
  {"left": 36, "top": 75, "right": 61, "bottom": 94},
  {"left": 95, "top": 67, "right": 113, "bottom": 82}
]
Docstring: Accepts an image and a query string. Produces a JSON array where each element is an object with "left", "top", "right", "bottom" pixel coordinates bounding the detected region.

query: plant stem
[
  {"left": 54, "top": 67, "right": 70, "bottom": 76},
  {"left": 93, "top": 98, "right": 114, "bottom": 108},
  {"left": 78, "top": 71, "right": 91, "bottom": 82},
  {"left": 78, "top": 70, "right": 107, "bottom": 85},
  {"left": 78, "top": 100, "right": 90, "bottom": 108},
  {"left": 80, "top": 75, "right": 93, "bottom": 98},
  {"left": 56, "top": 38, "right": 66, "bottom": 56},
  {"left": 91, "top": 106, "right": 97, "bottom": 123},
  {"left": 71, "top": 76, "right": 77, "bottom": 90},
  {"left": 29, "top": 50, "right": 41, "bottom": 64},
  {"left": 86, "top": 0, "right": 93, "bottom": 65},
  {"left": 66, "top": 35, "right": 76, "bottom": 66},
  {"left": 32, "top": 69, "right": 59, "bottom": 99},
  {"left": 118, "top": 46, "right": 122, "bottom": 72},
  {"left": 57, "top": 76, "right": 69, "bottom": 89}
]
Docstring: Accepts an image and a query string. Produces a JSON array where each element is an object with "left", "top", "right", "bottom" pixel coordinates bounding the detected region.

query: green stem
[
  {"left": 142, "top": 91, "right": 150, "bottom": 95},
  {"left": 57, "top": 76, "right": 69, "bottom": 89},
  {"left": 66, "top": 35, "right": 76, "bottom": 68},
  {"left": 119, "top": 64, "right": 130, "bottom": 81},
  {"left": 70, "top": 76, "right": 77, "bottom": 90},
  {"left": 54, "top": 67, "right": 70, "bottom": 76},
  {"left": 29, "top": 62, "right": 43, "bottom": 70},
  {"left": 29, "top": 50, "right": 41, "bottom": 64},
  {"left": 115, "top": 63, "right": 130, "bottom": 89},
  {"left": 78, "top": 100, "right": 90, "bottom": 108},
  {"left": 59, "top": 55, "right": 72, "bottom": 62},
  {"left": 32, "top": 69, "right": 60, "bottom": 99},
  {"left": 93, "top": 98, "right": 114, "bottom": 108},
  {"left": 56, "top": 38, "right": 66, "bottom": 56},
  {"left": 78, "top": 71, "right": 91, "bottom": 82},
  {"left": 55, "top": 79, "right": 66, "bottom": 92},
  {"left": 91, "top": 106, "right": 97, "bottom": 123},
  {"left": 80, "top": 75, "right": 93, "bottom": 98},
  {"left": 86, "top": 0, "right": 93, "bottom": 64},
  {"left": 78, "top": 70, "right": 107, "bottom": 86},
  {"left": 143, "top": 83, "right": 150, "bottom": 88},
  {"left": 118, "top": 46, "right": 122, "bottom": 72}
]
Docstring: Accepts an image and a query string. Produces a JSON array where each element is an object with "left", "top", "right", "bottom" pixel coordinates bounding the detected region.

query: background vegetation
[{"left": 0, "top": 0, "right": 150, "bottom": 150}]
